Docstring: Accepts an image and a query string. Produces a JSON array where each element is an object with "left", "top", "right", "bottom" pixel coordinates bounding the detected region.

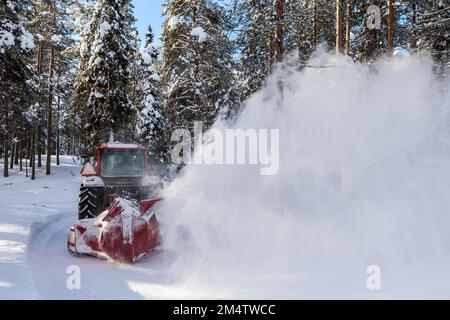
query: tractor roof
[{"left": 98, "top": 142, "right": 145, "bottom": 150}]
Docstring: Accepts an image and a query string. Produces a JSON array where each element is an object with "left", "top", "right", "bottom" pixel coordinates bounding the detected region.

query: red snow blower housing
[{"left": 68, "top": 197, "right": 163, "bottom": 264}]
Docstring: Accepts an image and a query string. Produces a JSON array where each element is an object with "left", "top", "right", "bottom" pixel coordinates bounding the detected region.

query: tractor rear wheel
[{"left": 78, "top": 187, "right": 100, "bottom": 220}]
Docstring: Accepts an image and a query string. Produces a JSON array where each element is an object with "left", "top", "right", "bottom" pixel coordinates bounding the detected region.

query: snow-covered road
[{"left": 0, "top": 157, "right": 83, "bottom": 298}]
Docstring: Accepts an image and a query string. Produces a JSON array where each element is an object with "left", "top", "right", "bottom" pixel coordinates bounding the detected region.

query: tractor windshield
[{"left": 100, "top": 149, "right": 146, "bottom": 177}]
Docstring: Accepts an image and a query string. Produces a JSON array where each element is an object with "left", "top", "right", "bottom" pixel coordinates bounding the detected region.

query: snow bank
[{"left": 159, "top": 52, "right": 450, "bottom": 298}]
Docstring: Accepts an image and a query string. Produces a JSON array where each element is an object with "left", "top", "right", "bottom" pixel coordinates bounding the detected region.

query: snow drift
[{"left": 159, "top": 52, "right": 450, "bottom": 298}]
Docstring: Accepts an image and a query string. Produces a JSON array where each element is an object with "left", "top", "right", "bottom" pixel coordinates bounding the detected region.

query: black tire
[{"left": 78, "top": 187, "right": 100, "bottom": 220}]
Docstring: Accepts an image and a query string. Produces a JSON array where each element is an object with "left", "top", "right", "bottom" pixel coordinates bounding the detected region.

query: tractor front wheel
[{"left": 78, "top": 187, "right": 100, "bottom": 220}]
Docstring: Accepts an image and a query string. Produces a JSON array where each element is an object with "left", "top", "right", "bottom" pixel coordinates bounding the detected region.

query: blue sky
[{"left": 132, "top": 0, "right": 166, "bottom": 44}]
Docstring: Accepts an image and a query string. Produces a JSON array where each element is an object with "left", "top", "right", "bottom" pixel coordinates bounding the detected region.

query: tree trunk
[
  {"left": 387, "top": 0, "right": 394, "bottom": 56},
  {"left": 10, "top": 141, "right": 14, "bottom": 169},
  {"left": 274, "top": 0, "right": 285, "bottom": 110},
  {"left": 336, "top": 0, "right": 343, "bottom": 54},
  {"left": 27, "top": 130, "right": 32, "bottom": 167},
  {"left": 25, "top": 130, "right": 29, "bottom": 177},
  {"left": 3, "top": 139, "right": 8, "bottom": 177},
  {"left": 411, "top": 1, "right": 417, "bottom": 50},
  {"left": 274, "top": 0, "right": 284, "bottom": 62},
  {"left": 37, "top": 42, "right": 43, "bottom": 73},
  {"left": 57, "top": 97, "right": 60, "bottom": 166},
  {"left": 312, "top": 0, "right": 317, "bottom": 50},
  {"left": 14, "top": 141, "right": 19, "bottom": 165},
  {"left": 25, "top": 156, "right": 28, "bottom": 177},
  {"left": 31, "top": 131, "right": 36, "bottom": 180},
  {"left": 72, "top": 125, "right": 76, "bottom": 156},
  {"left": 345, "top": 0, "right": 352, "bottom": 56},
  {"left": 37, "top": 128, "right": 42, "bottom": 168},
  {"left": 37, "top": 42, "right": 43, "bottom": 169},
  {"left": 46, "top": 1, "right": 57, "bottom": 176},
  {"left": 19, "top": 143, "right": 23, "bottom": 172},
  {"left": 268, "top": 33, "right": 274, "bottom": 71}
]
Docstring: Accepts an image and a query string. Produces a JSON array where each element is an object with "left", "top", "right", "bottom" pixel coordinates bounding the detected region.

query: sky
[{"left": 132, "top": 0, "right": 166, "bottom": 44}]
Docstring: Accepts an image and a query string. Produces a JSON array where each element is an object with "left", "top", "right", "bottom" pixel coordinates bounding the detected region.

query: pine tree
[
  {"left": 70, "top": 0, "right": 97, "bottom": 152},
  {"left": 122, "top": 0, "right": 141, "bottom": 116},
  {"left": 274, "top": 0, "right": 284, "bottom": 62},
  {"left": 1, "top": 0, "right": 36, "bottom": 177},
  {"left": 351, "top": 0, "right": 385, "bottom": 61},
  {"left": 80, "top": 0, "right": 135, "bottom": 147},
  {"left": 53, "top": 1, "right": 77, "bottom": 164},
  {"left": 304, "top": 0, "right": 335, "bottom": 55},
  {"left": 235, "top": 0, "right": 339, "bottom": 101},
  {"left": 344, "top": 0, "right": 352, "bottom": 56},
  {"left": 137, "top": 26, "right": 169, "bottom": 176},
  {"left": 412, "top": 0, "right": 449, "bottom": 75},
  {"left": 234, "top": 0, "right": 273, "bottom": 102},
  {"left": 387, "top": 0, "right": 394, "bottom": 57},
  {"left": 336, "top": 0, "right": 343, "bottom": 54},
  {"left": 45, "top": 0, "right": 57, "bottom": 175},
  {"left": 29, "top": 0, "right": 50, "bottom": 168},
  {"left": 26, "top": 0, "right": 78, "bottom": 174},
  {"left": 161, "top": 0, "right": 237, "bottom": 132}
]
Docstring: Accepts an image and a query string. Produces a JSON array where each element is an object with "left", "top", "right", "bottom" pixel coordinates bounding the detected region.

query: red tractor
[{"left": 68, "top": 143, "right": 164, "bottom": 264}]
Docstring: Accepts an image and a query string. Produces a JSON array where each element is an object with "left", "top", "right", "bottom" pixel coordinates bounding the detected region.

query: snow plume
[{"left": 159, "top": 52, "right": 450, "bottom": 298}]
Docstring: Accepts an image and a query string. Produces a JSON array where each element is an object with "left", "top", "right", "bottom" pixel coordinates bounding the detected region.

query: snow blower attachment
[{"left": 68, "top": 197, "right": 162, "bottom": 264}]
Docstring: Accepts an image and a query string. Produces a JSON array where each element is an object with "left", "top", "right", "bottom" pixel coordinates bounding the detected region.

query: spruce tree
[
  {"left": 161, "top": 0, "right": 237, "bottom": 132},
  {"left": 234, "top": 0, "right": 273, "bottom": 103},
  {"left": 76, "top": 0, "right": 135, "bottom": 147},
  {"left": 412, "top": 0, "right": 449, "bottom": 75},
  {"left": 0, "top": 0, "right": 36, "bottom": 177},
  {"left": 71, "top": 0, "right": 97, "bottom": 151},
  {"left": 137, "top": 26, "right": 169, "bottom": 176}
]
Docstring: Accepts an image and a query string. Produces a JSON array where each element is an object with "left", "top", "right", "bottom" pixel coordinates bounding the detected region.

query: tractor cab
[
  {"left": 96, "top": 144, "right": 148, "bottom": 178},
  {"left": 78, "top": 142, "right": 161, "bottom": 220}
]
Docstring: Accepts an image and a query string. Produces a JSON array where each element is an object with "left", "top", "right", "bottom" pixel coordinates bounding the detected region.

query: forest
[{"left": 1, "top": 0, "right": 448, "bottom": 179}]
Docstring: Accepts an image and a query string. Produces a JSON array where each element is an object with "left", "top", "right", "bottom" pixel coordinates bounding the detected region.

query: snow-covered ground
[{"left": 0, "top": 156, "right": 81, "bottom": 299}]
